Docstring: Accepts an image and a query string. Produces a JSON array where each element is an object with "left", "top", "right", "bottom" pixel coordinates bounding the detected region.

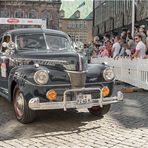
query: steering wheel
[{"left": 26, "top": 40, "right": 40, "bottom": 48}]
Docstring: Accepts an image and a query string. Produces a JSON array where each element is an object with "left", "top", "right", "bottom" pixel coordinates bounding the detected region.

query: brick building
[
  {"left": 0, "top": 0, "right": 61, "bottom": 34},
  {"left": 59, "top": 0, "right": 93, "bottom": 43},
  {"left": 93, "top": 0, "right": 148, "bottom": 36}
]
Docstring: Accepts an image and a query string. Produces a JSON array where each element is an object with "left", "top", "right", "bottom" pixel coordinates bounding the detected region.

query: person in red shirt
[
  {"left": 105, "top": 40, "right": 112, "bottom": 57},
  {"left": 100, "top": 46, "right": 109, "bottom": 57}
]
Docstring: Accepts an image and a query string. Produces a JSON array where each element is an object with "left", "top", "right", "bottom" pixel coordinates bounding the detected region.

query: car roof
[{"left": 4, "top": 28, "right": 68, "bottom": 37}]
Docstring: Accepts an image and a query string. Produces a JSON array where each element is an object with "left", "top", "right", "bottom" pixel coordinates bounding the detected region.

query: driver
[{"left": 18, "top": 36, "right": 26, "bottom": 49}]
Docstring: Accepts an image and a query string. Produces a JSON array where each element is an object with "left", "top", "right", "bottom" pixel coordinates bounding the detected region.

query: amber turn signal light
[
  {"left": 101, "top": 87, "right": 110, "bottom": 97},
  {"left": 46, "top": 90, "right": 57, "bottom": 101}
]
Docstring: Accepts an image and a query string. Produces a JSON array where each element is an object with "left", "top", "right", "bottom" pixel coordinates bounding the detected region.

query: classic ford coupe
[{"left": 0, "top": 28, "right": 123, "bottom": 123}]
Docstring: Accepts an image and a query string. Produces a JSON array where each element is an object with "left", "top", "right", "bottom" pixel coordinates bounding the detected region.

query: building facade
[
  {"left": 0, "top": 0, "right": 61, "bottom": 34},
  {"left": 59, "top": 0, "right": 93, "bottom": 43},
  {"left": 93, "top": 0, "right": 148, "bottom": 36}
]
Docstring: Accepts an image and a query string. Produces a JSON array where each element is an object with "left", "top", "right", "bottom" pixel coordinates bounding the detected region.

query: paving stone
[
  {"left": 0, "top": 141, "right": 12, "bottom": 147},
  {"left": 1, "top": 85, "right": 148, "bottom": 147}
]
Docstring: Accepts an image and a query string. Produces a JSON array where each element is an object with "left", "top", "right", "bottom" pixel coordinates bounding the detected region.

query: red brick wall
[{"left": 0, "top": 1, "right": 61, "bottom": 33}]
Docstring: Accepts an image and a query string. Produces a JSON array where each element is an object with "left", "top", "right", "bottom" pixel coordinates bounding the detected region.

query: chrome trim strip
[
  {"left": 13, "top": 58, "right": 68, "bottom": 65},
  {"left": 0, "top": 90, "right": 9, "bottom": 100},
  {"left": 0, "top": 87, "right": 8, "bottom": 94}
]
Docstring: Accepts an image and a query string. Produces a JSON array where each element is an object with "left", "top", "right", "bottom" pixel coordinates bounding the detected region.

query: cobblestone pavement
[{"left": 0, "top": 85, "right": 148, "bottom": 147}]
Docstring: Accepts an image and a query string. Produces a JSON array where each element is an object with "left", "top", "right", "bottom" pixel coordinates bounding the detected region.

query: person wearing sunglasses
[{"left": 132, "top": 34, "right": 146, "bottom": 59}]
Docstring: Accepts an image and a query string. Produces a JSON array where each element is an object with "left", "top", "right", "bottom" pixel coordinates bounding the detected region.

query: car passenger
[{"left": 1, "top": 35, "right": 11, "bottom": 52}]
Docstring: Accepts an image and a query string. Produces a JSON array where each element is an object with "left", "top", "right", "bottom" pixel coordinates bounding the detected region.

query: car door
[{"left": 0, "top": 35, "right": 9, "bottom": 95}]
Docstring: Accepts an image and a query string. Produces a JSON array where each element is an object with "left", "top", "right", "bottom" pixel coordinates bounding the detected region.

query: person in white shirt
[
  {"left": 132, "top": 34, "right": 146, "bottom": 58},
  {"left": 112, "top": 36, "right": 121, "bottom": 58}
]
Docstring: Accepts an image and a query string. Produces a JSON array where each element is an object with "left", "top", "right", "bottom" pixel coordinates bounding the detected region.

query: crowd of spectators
[{"left": 81, "top": 25, "right": 148, "bottom": 63}]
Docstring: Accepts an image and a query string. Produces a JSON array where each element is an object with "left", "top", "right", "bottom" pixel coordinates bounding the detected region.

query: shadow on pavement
[
  {"left": 110, "top": 84, "right": 148, "bottom": 128},
  {"left": 0, "top": 97, "right": 102, "bottom": 141}
]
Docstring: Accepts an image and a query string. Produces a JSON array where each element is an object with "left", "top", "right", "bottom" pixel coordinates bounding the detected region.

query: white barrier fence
[{"left": 92, "top": 57, "right": 148, "bottom": 90}]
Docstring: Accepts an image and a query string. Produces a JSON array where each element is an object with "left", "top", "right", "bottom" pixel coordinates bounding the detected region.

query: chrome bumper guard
[{"left": 29, "top": 87, "right": 123, "bottom": 111}]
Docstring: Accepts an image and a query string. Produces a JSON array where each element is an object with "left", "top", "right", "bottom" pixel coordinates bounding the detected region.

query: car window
[
  {"left": 16, "top": 33, "right": 72, "bottom": 52},
  {"left": 45, "top": 35, "right": 72, "bottom": 52},
  {"left": 16, "top": 34, "right": 46, "bottom": 50}
]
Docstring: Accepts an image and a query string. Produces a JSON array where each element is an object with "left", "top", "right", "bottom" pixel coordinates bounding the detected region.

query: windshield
[
  {"left": 16, "top": 33, "right": 72, "bottom": 52},
  {"left": 45, "top": 34, "right": 71, "bottom": 51}
]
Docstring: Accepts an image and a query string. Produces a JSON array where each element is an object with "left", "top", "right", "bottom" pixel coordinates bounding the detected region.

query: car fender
[
  {"left": 86, "top": 63, "right": 107, "bottom": 81},
  {"left": 8, "top": 65, "right": 49, "bottom": 101}
]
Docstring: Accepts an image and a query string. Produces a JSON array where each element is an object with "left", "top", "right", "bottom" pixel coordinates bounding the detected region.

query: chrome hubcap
[{"left": 15, "top": 91, "right": 24, "bottom": 118}]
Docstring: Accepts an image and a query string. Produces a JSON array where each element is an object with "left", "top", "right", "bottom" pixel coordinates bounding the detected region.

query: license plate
[{"left": 76, "top": 94, "right": 92, "bottom": 105}]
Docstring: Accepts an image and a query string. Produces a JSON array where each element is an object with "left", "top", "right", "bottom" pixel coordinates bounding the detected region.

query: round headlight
[
  {"left": 103, "top": 67, "right": 115, "bottom": 81},
  {"left": 34, "top": 70, "right": 49, "bottom": 85}
]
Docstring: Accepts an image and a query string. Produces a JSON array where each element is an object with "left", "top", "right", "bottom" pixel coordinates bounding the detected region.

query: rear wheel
[
  {"left": 88, "top": 104, "right": 111, "bottom": 116},
  {"left": 13, "top": 85, "right": 36, "bottom": 124}
]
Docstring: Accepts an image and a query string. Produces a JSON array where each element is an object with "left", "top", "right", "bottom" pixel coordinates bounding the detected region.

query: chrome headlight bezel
[
  {"left": 34, "top": 70, "right": 49, "bottom": 85},
  {"left": 103, "top": 67, "right": 115, "bottom": 81}
]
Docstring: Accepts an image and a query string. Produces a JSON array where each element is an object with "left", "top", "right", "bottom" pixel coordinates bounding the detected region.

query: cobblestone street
[{"left": 0, "top": 85, "right": 148, "bottom": 148}]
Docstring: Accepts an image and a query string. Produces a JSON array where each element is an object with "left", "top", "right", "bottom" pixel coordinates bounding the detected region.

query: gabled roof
[{"left": 60, "top": 0, "right": 93, "bottom": 20}]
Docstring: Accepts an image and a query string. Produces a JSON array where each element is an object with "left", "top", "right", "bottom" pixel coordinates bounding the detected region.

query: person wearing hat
[{"left": 139, "top": 25, "right": 146, "bottom": 43}]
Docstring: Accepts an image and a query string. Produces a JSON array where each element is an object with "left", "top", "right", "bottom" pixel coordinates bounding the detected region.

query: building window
[
  {"left": 83, "top": 21, "right": 86, "bottom": 28},
  {"left": 67, "top": 31, "right": 87, "bottom": 43},
  {"left": 74, "top": 10, "right": 80, "bottom": 18},
  {"left": 68, "top": 21, "right": 87, "bottom": 29},
  {"left": 15, "top": 10, "right": 24, "bottom": 18},
  {"left": 41, "top": 10, "right": 49, "bottom": 19},
  {"left": 1, "top": 8, "right": 10, "bottom": 17},
  {"left": 68, "top": 32, "right": 74, "bottom": 41},
  {"left": 68, "top": 21, "right": 75, "bottom": 29},
  {"left": 50, "top": 13, "right": 53, "bottom": 21},
  {"left": 80, "top": 32, "right": 87, "bottom": 43},
  {"left": 24, "top": 12, "right": 28, "bottom": 18},
  {"left": 29, "top": 10, "right": 38, "bottom": 19}
]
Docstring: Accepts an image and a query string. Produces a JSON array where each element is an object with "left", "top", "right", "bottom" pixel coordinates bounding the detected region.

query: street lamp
[{"left": 132, "top": 0, "right": 135, "bottom": 37}]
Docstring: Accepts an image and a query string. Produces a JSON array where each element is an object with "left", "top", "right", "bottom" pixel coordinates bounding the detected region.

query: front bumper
[{"left": 28, "top": 87, "right": 123, "bottom": 111}]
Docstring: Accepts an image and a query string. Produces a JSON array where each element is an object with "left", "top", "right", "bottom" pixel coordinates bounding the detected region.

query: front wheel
[
  {"left": 13, "top": 86, "right": 36, "bottom": 124},
  {"left": 88, "top": 104, "right": 111, "bottom": 116}
]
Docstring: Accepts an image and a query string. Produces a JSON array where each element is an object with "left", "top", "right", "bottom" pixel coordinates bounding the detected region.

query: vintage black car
[{"left": 0, "top": 28, "right": 123, "bottom": 124}]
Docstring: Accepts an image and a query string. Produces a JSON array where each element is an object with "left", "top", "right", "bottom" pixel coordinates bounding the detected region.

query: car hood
[{"left": 12, "top": 51, "right": 80, "bottom": 71}]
